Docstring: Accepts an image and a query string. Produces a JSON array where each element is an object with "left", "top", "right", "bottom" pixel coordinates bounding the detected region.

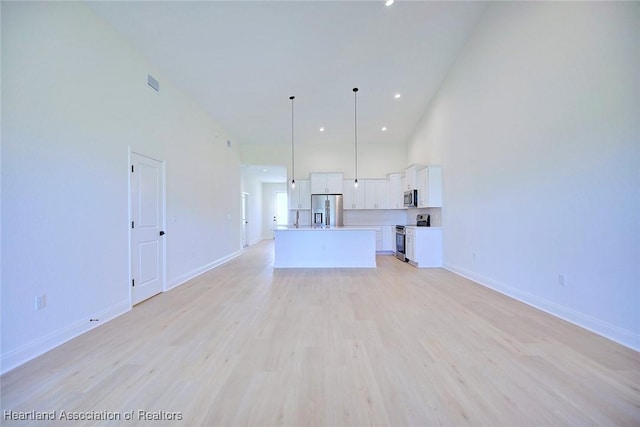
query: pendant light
[
  {"left": 353, "top": 87, "right": 359, "bottom": 188},
  {"left": 290, "top": 95, "right": 296, "bottom": 189}
]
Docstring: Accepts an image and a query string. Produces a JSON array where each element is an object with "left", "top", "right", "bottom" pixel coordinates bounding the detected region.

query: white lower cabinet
[
  {"left": 350, "top": 225, "right": 394, "bottom": 252},
  {"left": 381, "top": 226, "right": 394, "bottom": 252},
  {"left": 406, "top": 231, "right": 415, "bottom": 261},
  {"left": 405, "top": 226, "right": 442, "bottom": 268},
  {"left": 376, "top": 225, "right": 395, "bottom": 252}
]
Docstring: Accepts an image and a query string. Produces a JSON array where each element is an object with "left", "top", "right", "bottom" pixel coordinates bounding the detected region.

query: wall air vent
[{"left": 147, "top": 74, "right": 159, "bottom": 92}]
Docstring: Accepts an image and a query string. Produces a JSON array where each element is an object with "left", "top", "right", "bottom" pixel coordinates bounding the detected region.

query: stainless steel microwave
[{"left": 404, "top": 190, "right": 417, "bottom": 207}]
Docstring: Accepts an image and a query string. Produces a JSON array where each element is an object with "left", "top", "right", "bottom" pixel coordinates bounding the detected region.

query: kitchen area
[{"left": 273, "top": 166, "right": 443, "bottom": 268}]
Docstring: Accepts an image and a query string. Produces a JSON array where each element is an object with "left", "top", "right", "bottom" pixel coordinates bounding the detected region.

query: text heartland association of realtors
[{"left": 3, "top": 409, "right": 183, "bottom": 421}]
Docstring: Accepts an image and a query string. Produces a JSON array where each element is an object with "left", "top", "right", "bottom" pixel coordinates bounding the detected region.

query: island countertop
[
  {"left": 273, "top": 227, "right": 376, "bottom": 268},
  {"left": 275, "top": 225, "right": 379, "bottom": 231}
]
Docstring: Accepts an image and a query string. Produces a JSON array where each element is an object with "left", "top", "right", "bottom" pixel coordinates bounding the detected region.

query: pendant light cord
[
  {"left": 353, "top": 88, "right": 359, "bottom": 186},
  {"left": 290, "top": 96, "right": 295, "bottom": 187}
]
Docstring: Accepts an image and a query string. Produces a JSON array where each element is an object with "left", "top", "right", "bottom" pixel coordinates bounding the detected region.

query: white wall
[
  {"left": 1, "top": 2, "right": 242, "bottom": 372},
  {"left": 407, "top": 2, "right": 640, "bottom": 349},
  {"left": 241, "top": 142, "right": 407, "bottom": 180}
]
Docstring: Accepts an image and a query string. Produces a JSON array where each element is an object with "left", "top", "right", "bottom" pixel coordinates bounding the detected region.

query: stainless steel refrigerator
[{"left": 311, "top": 194, "right": 343, "bottom": 227}]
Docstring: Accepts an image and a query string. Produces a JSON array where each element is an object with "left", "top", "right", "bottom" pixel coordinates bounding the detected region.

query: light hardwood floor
[{"left": 2, "top": 241, "right": 639, "bottom": 426}]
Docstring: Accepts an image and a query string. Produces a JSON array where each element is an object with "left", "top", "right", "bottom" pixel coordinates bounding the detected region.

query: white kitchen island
[{"left": 273, "top": 226, "right": 377, "bottom": 268}]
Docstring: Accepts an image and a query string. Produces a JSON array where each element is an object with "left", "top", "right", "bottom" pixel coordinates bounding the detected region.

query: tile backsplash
[
  {"left": 288, "top": 207, "right": 442, "bottom": 227},
  {"left": 405, "top": 207, "right": 442, "bottom": 227}
]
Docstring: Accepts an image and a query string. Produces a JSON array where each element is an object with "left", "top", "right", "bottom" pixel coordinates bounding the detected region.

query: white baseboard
[
  {"left": 166, "top": 250, "right": 242, "bottom": 291},
  {"left": 444, "top": 263, "right": 640, "bottom": 352},
  {"left": 2, "top": 250, "right": 245, "bottom": 375},
  {"left": 376, "top": 250, "right": 395, "bottom": 255},
  {"left": 1, "top": 300, "right": 130, "bottom": 375},
  {"left": 248, "top": 237, "right": 263, "bottom": 246}
]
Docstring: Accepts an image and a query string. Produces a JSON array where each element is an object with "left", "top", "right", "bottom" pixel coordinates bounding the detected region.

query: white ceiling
[
  {"left": 242, "top": 164, "right": 288, "bottom": 184},
  {"left": 88, "top": 1, "right": 486, "bottom": 181}
]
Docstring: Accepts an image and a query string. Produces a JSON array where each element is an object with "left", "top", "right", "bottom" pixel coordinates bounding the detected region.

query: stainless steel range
[{"left": 395, "top": 225, "right": 407, "bottom": 262}]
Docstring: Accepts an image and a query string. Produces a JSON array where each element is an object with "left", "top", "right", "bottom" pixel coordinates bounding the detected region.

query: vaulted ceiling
[{"left": 89, "top": 1, "right": 486, "bottom": 155}]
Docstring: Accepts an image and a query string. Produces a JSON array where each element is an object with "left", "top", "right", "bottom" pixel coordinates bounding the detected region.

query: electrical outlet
[
  {"left": 35, "top": 294, "right": 46, "bottom": 310},
  {"left": 558, "top": 274, "right": 565, "bottom": 287}
]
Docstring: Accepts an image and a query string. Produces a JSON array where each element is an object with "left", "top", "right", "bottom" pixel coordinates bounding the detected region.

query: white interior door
[
  {"left": 131, "top": 152, "right": 165, "bottom": 305},
  {"left": 275, "top": 192, "right": 288, "bottom": 226},
  {"left": 242, "top": 192, "right": 248, "bottom": 247}
]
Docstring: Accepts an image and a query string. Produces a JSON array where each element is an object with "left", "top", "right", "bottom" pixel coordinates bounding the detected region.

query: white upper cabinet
[
  {"left": 364, "top": 179, "right": 389, "bottom": 209},
  {"left": 310, "top": 173, "right": 344, "bottom": 194},
  {"left": 344, "top": 179, "right": 388, "bottom": 210},
  {"left": 325, "top": 173, "right": 344, "bottom": 193},
  {"left": 417, "top": 166, "right": 442, "bottom": 208},
  {"left": 417, "top": 168, "right": 427, "bottom": 207},
  {"left": 404, "top": 164, "right": 422, "bottom": 190},
  {"left": 343, "top": 180, "right": 365, "bottom": 209},
  {"left": 388, "top": 173, "right": 404, "bottom": 209},
  {"left": 289, "top": 179, "right": 311, "bottom": 209}
]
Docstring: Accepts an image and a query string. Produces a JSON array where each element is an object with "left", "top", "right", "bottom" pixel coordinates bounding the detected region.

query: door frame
[
  {"left": 275, "top": 191, "right": 288, "bottom": 227},
  {"left": 128, "top": 148, "right": 167, "bottom": 307},
  {"left": 242, "top": 192, "right": 249, "bottom": 247}
]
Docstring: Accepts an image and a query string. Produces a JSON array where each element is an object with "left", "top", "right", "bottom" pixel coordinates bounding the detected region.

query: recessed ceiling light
[
  {"left": 385, "top": 0, "right": 394, "bottom": 6},
  {"left": 262, "top": 169, "right": 268, "bottom": 172},
  {"left": 381, "top": 126, "right": 387, "bottom": 131},
  {"left": 319, "top": 127, "right": 325, "bottom": 132},
  {"left": 394, "top": 93, "right": 401, "bottom": 99}
]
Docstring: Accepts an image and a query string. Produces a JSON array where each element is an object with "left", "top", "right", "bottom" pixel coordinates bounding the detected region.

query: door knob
[{"left": 159, "top": 231, "right": 165, "bottom": 236}]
